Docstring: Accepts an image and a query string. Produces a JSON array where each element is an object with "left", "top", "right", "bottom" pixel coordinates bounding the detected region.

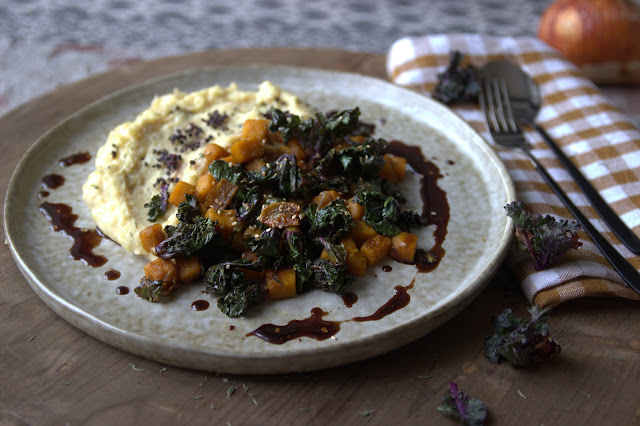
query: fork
[{"left": 480, "top": 78, "right": 640, "bottom": 294}]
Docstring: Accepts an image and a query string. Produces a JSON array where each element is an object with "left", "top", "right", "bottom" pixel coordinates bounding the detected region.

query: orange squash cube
[
  {"left": 195, "top": 174, "right": 216, "bottom": 203},
  {"left": 203, "top": 178, "right": 238, "bottom": 210},
  {"left": 351, "top": 220, "right": 378, "bottom": 248},
  {"left": 387, "top": 154, "right": 407, "bottom": 181},
  {"left": 176, "top": 257, "right": 202, "bottom": 282},
  {"left": 311, "top": 190, "right": 341, "bottom": 209},
  {"left": 346, "top": 197, "right": 364, "bottom": 221},
  {"left": 230, "top": 137, "right": 263, "bottom": 164},
  {"left": 360, "top": 235, "right": 392, "bottom": 266},
  {"left": 266, "top": 268, "right": 297, "bottom": 300},
  {"left": 204, "top": 208, "right": 236, "bottom": 241},
  {"left": 390, "top": 232, "right": 418, "bottom": 263},
  {"left": 139, "top": 223, "right": 166, "bottom": 253},
  {"left": 168, "top": 180, "right": 196, "bottom": 207},
  {"left": 282, "top": 139, "right": 307, "bottom": 161},
  {"left": 203, "top": 143, "right": 230, "bottom": 162},
  {"left": 144, "top": 258, "right": 178, "bottom": 283},
  {"left": 241, "top": 119, "right": 270, "bottom": 142},
  {"left": 257, "top": 202, "right": 302, "bottom": 228}
]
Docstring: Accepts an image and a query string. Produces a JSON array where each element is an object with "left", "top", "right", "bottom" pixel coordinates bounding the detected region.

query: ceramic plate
[{"left": 4, "top": 65, "right": 515, "bottom": 374}]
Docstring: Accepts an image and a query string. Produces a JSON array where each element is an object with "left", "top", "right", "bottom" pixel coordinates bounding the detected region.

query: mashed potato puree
[{"left": 82, "top": 81, "right": 314, "bottom": 257}]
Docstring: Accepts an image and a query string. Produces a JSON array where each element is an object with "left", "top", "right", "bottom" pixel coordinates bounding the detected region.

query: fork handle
[
  {"left": 524, "top": 118, "right": 640, "bottom": 255},
  {"left": 523, "top": 148, "right": 640, "bottom": 294}
]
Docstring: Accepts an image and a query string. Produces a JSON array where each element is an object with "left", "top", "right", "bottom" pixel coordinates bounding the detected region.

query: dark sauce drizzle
[
  {"left": 191, "top": 300, "right": 210, "bottom": 311},
  {"left": 342, "top": 292, "right": 358, "bottom": 307},
  {"left": 104, "top": 269, "right": 121, "bottom": 280},
  {"left": 389, "top": 140, "right": 450, "bottom": 272},
  {"left": 116, "top": 286, "right": 129, "bottom": 295},
  {"left": 58, "top": 152, "right": 91, "bottom": 167},
  {"left": 248, "top": 141, "right": 450, "bottom": 345},
  {"left": 41, "top": 174, "right": 65, "bottom": 189},
  {"left": 38, "top": 202, "right": 107, "bottom": 267}
]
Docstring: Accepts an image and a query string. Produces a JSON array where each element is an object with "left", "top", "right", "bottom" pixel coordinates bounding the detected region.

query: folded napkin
[{"left": 386, "top": 34, "right": 640, "bottom": 306}]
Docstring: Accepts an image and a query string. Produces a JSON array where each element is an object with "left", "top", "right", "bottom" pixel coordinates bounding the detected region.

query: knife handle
[
  {"left": 525, "top": 119, "right": 640, "bottom": 255},
  {"left": 524, "top": 148, "right": 640, "bottom": 294}
]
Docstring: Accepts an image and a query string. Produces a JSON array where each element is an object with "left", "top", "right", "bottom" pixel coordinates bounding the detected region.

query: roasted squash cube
[
  {"left": 204, "top": 208, "right": 236, "bottom": 241},
  {"left": 230, "top": 137, "right": 263, "bottom": 164},
  {"left": 340, "top": 236, "right": 367, "bottom": 276},
  {"left": 258, "top": 202, "right": 302, "bottom": 228},
  {"left": 241, "top": 119, "right": 270, "bottom": 142},
  {"left": 346, "top": 197, "right": 364, "bottom": 221},
  {"left": 387, "top": 154, "right": 407, "bottom": 181},
  {"left": 139, "top": 223, "right": 166, "bottom": 253},
  {"left": 390, "top": 232, "right": 418, "bottom": 263},
  {"left": 312, "top": 190, "right": 340, "bottom": 209},
  {"left": 168, "top": 180, "right": 196, "bottom": 207},
  {"left": 360, "top": 235, "right": 392, "bottom": 266},
  {"left": 144, "top": 258, "right": 178, "bottom": 283},
  {"left": 203, "top": 143, "right": 230, "bottom": 162},
  {"left": 282, "top": 139, "right": 307, "bottom": 161},
  {"left": 195, "top": 174, "right": 216, "bottom": 203},
  {"left": 351, "top": 220, "right": 378, "bottom": 248},
  {"left": 203, "top": 178, "right": 238, "bottom": 210},
  {"left": 176, "top": 257, "right": 202, "bottom": 282},
  {"left": 266, "top": 268, "right": 297, "bottom": 300}
]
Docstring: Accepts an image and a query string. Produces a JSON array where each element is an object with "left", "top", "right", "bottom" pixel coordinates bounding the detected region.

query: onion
[{"left": 538, "top": 0, "right": 640, "bottom": 84}]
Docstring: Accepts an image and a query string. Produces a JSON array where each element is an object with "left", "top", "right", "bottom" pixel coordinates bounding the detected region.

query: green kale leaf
[
  {"left": 144, "top": 184, "right": 169, "bottom": 222},
  {"left": 217, "top": 282, "right": 266, "bottom": 317},
  {"left": 268, "top": 109, "right": 303, "bottom": 143},
  {"left": 317, "top": 237, "right": 347, "bottom": 265},
  {"left": 310, "top": 259, "right": 353, "bottom": 294},
  {"left": 203, "top": 259, "right": 266, "bottom": 317},
  {"left": 251, "top": 153, "right": 304, "bottom": 198},
  {"left": 437, "top": 382, "right": 487, "bottom": 426},
  {"left": 176, "top": 193, "right": 200, "bottom": 223},
  {"left": 245, "top": 228, "right": 282, "bottom": 267},
  {"left": 316, "top": 137, "right": 388, "bottom": 178},
  {"left": 354, "top": 190, "right": 401, "bottom": 236},
  {"left": 305, "top": 198, "right": 354, "bottom": 240},
  {"left": 484, "top": 305, "right": 561, "bottom": 367},
  {"left": 432, "top": 51, "right": 481, "bottom": 105},
  {"left": 505, "top": 202, "right": 582, "bottom": 270},
  {"left": 156, "top": 217, "right": 219, "bottom": 259},
  {"left": 134, "top": 277, "right": 173, "bottom": 302},
  {"left": 208, "top": 159, "right": 247, "bottom": 186}
]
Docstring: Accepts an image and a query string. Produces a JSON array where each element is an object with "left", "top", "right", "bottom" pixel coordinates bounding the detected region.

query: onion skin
[{"left": 538, "top": 0, "right": 640, "bottom": 83}]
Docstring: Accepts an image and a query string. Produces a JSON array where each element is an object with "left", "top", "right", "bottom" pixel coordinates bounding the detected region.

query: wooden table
[{"left": 1, "top": 48, "right": 639, "bottom": 425}]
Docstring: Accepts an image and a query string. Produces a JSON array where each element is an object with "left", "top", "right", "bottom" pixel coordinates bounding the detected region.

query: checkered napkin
[{"left": 386, "top": 34, "right": 640, "bottom": 306}]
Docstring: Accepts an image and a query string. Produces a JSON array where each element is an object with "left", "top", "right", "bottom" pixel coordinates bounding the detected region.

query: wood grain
[{"left": 1, "top": 48, "right": 639, "bottom": 425}]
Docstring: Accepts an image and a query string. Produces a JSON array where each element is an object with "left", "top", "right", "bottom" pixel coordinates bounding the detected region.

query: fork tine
[
  {"left": 497, "top": 79, "right": 519, "bottom": 132},
  {"left": 490, "top": 78, "right": 509, "bottom": 132},
  {"left": 480, "top": 79, "right": 499, "bottom": 132}
]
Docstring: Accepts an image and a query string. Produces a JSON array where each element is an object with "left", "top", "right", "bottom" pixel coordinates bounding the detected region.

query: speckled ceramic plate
[{"left": 4, "top": 65, "right": 515, "bottom": 374}]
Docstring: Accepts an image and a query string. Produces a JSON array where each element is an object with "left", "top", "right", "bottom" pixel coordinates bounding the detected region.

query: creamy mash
[{"left": 82, "top": 82, "right": 314, "bottom": 257}]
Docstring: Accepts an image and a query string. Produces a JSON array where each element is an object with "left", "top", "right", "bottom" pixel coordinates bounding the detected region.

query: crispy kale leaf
[
  {"left": 268, "top": 107, "right": 361, "bottom": 159},
  {"left": 251, "top": 153, "right": 304, "bottom": 198},
  {"left": 144, "top": 184, "right": 169, "bottom": 222},
  {"left": 305, "top": 198, "right": 354, "bottom": 240},
  {"left": 245, "top": 228, "right": 283, "bottom": 267},
  {"left": 134, "top": 277, "right": 174, "bottom": 302},
  {"left": 203, "top": 259, "right": 266, "bottom": 317},
  {"left": 208, "top": 159, "right": 246, "bottom": 186},
  {"left": 310, "top": 259, "right": 353, "bottom": 294},
  {"left": 437, "top": 382, "right": 487, "bottom": 426},
  {"left": 176, "top": 193, "right": 200, "bottom": 223},
  {"left": 316, "top": 137, "right": 388, "bottom": 178},
  {"left": 432, "top": 51, "right": 480, "bottom": 105},
  {"left": 355, "top": 190, "right": 402, "bottom": 236},
  {"left": 156, "top": 204, "right": 220, "bottom": 259},
  {"left": 484, "top": 305, "right": 561, "bottom": 367},
  {"left": 505, "top": 202, "right": 582, "bottom": 270}
]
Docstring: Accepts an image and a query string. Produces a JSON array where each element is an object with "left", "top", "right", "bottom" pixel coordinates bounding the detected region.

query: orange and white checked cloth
[{"left": 386, "top": 34, "right": 640, "bottom": 306}]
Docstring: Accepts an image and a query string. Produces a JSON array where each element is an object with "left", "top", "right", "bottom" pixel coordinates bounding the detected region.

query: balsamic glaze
[
  {"left": 38, "top": 202, "right": 107, "bottom": 267},
  {"left": 116, "top": 286, "right": 129, "bottom": 295},
  {"left": 58, "top": 152, "right": 91, "bottom": 167},
  {"left": 228, "top": 325, "right": 236, "bottom": 330},
  {"left": 389, "top": 140, "right": 450, "bottom": 272},
  {"left": 248, "top": 308, "right": 341, "bottom": 344},
  {"left": 191, "top": 300, "right": 210, "bottom": 311},
  {"left": 104, "top": 269, "right": 121, "bottom": 280},
  {"left": 38, "top": 191, "right": 50, "bottom": 198},
  {"left": 382, "top": 265, "right": 392, "bottom": 272},
  {"left": 342, "top": 292, "right": 358, "bottom": 308},
  {"left": 41, "top": 174, "right": 65, "bottom": 189},
  {"left": 352, "top": 278, "right": 414, "bottom": 322}
]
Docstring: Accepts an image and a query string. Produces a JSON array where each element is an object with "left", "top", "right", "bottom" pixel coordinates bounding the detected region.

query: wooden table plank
[{"left": 1, "top": 48, "right": 639, "bottom": 425}]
